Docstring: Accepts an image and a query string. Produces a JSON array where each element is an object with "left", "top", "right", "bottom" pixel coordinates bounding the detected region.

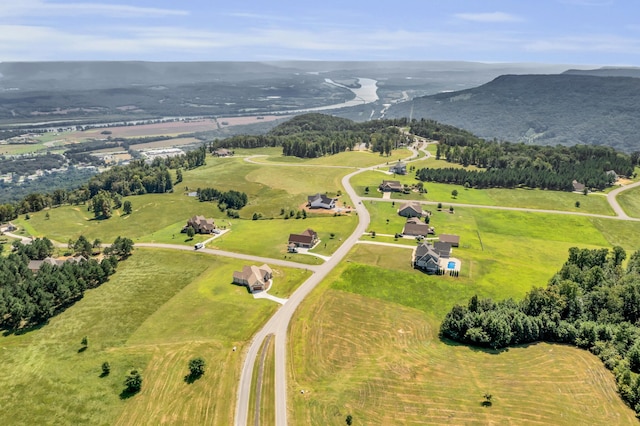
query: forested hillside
[
  {"left": 440, "top": 247, "right": 640, "bottom": 416},
  {"left": 212, "top": 114, "right": 409, "bottom": 157},
  {"left": 387, "top": 74, "right": 640, "bottom": 152},
  {"left": 412, "top": 119, "right": 635, "bottom": 191}
]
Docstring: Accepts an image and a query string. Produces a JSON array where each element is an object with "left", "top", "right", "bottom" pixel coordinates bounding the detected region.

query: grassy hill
[
  {"left": 386, "top": 74, "right": 640, "bottom": 152},
  {"left": 3, "top": 144, "right": 640, "bottom": 424},
  {"left": 289, "top": 243, "right": 639, "bottom": 425}
]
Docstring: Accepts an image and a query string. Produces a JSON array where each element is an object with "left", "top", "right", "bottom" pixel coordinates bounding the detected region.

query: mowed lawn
[
  {"left": 288, "top": 244, "right": 637, "bottom": 425},
  {"left": 352, "top": 170, "right": 615, "bottom": 215},
  {"left": 13, "top": 154, "right": 357, "bottom": 250},
  {"left": 256, "top": 147, "right": 412, "bottom": 168},
  {"left": 0, "top": 249, "right": 310, "bottom": 426},
  {"left": 618, "top": 185, "right": 640, "bottom": 218}
]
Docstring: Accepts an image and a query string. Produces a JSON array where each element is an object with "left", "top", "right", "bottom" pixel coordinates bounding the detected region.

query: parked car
[{"left": 194, "top": 242, "right": 204, "bottom": 250}]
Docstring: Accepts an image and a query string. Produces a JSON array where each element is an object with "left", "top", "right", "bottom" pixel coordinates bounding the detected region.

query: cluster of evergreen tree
[
  {"left": 0, "top": 238, "right": 120, "bottom": 330},
  {"left": 409, "top": 118, "right": 484, "bottom": 146},
  {"left": 440, "top": 247, "right": 640, "bottom": 415},
  {"left": 416, "top": 134, "right": 634, "bottom": 191},
  {"left": 197, "top": 187, "right": 248, "bottom": 210},
  {"left": 210, "top": 114, "right": 409, "bottom": 158},
  {"left": 410, "top": 117, "right": 636, "bottom": 190}
]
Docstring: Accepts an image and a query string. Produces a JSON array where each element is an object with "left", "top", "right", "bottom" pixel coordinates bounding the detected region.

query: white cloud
[
  {"left": 525, "top": 35, "right": 640, "bottom": 54},
  {"left": 0, "top": 24, "right": 525, "bottom": 60},
  {"left": 0, "top": 0, "right": 187, "bottom": 18},
  {"left": 455, "top": 12, "right": 522, "bottom": 23}
]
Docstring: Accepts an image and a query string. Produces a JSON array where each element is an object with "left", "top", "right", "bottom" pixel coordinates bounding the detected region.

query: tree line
[
  {"left": 416, "top": 143, "right": 634, "bottom": 191},
  {"left": 440, "top": 246, "right": 640, "bottom": 415},
  {"left": 197, "top": 187, "right": 248, "bottom": 210},
  {"left": 0, "top": 236, "right": 130, "bottom": 331},
  {"left": 210, "top": 114, "right": 409, "bottom": 158}
]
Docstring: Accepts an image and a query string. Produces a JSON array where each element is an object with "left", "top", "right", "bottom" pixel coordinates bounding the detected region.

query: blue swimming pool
[{"left": 447, "top": 261, "right": 456, "bottom": 269}]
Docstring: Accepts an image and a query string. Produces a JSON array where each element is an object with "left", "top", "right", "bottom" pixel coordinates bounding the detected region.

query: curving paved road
[{"left": 607, "top": 179, "right": 640, "bottom": 219}]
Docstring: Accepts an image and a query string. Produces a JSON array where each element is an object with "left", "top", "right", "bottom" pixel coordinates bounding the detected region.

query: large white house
[{"left": 307, "top": 193, "right": 337, "bottom": 209}]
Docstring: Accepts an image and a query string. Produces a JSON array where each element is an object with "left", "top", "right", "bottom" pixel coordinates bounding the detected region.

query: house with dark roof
[
  {"left": 232, "top": 264, "right": 273, "bottom": 293},
  {"left": 398, "top": 201, "right": 424, "bottom": 218},
  {"left": 413, "top": 243, "right": 441, "bottom": 274},
  {"left": 402, "top": 217, "right": 434, "bottom": 237},
  {"left": 433, "top": 241, "right": 452, "bottom": 258},
  {"left": 214, "top": 148, "right": 232, "bottom": 157},
  {"left": 184, "top": 215, "right": 216, "bottom": 234},
  {"left": 379, "top": 180, "right": 403, "bottom": 192},
  {"left": 288, "top": 229, "right": 319, "bottom": 249},
  {"left": 389, "top": 160, "right": 407, "bottom": 175},
  {"left": 439, "top": 234, "right": 460, "bottom": 247},
  {"left": 307, "top": 193, "right": 337, "bottom": 209}
]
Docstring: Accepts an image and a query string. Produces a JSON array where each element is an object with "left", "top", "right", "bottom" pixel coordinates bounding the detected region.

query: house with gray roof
[
  {"left": 389, "top": 160, "right": 407, "bottom": 175},
  {"left": 413, "top": 243, "right": 441, "bottom": 274},
  {"left": 28, "top": 256, "right": 86, "bottom": 274},
  {"left": 398, "top": 201, "right": 424, "bottom": 218},
  {"left": 307, "top": 193, "right": 337, "bottom": 209},
  {"left": 379, "top": 180, "right": 403, "bottom": 192}
]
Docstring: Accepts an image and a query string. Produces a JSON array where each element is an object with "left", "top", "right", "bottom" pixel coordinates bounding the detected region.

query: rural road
[
  {"left": 134, "top": 243, "right": 319, "bottom": 272},
  {"left": 234, "top": 166, "right": 372, "bottom": 426},
  {"left": 606, "top": 179, "right": 640, "bottom": 219},
  {"left": 235, "top": 138, "right": 429, "bottom": 426},
  {"left": 234, "top": 139, "right": 640, "bottom": 426}
]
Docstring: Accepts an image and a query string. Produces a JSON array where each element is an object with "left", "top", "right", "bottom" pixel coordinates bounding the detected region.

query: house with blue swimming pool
[{"left": 413, "top": 237, "right": 461, "bottom": 275}]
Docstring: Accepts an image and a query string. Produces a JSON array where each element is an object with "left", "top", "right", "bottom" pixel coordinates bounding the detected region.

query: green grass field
[
  {"left": 14, "top": 155, "right": 358, "bottom": 258},
  {"left": 351, "top": 170, "right": 615, "bottom": 215},
  {"left": 248, "top": 335, "right": 276, "bottom": 426},
  {"left": 254, "top": 148, "right": 412, "bottom": 168},
  {"left": 0, "top": 249, "right": 309, "bottom": 425},
  {"left": 288, "top": 244, "right": 637, "bottom": 425},
  {"left": 618, "top": 185, "right": 640, "bottom": 218},
  {"left": 5, "top": 145, "right": 640, "bottom": 425}
]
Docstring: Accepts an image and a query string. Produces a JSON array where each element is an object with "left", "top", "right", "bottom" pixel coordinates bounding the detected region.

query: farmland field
[
  {"left": 288, "top": 244, "right": 638, "bottom": 425},
  {"left": 0, "top": 249, "right": 309, "bottom": 425},
  {"left": 618, "top": 185, "right": 640, "bottom": 218},
  {"left": 351, "top": 170, "right": 615, "bottom": 215}
]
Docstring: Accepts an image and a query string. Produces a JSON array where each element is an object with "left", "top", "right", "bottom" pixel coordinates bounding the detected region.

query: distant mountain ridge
[
  {"left": 563, "top": 67, "right": 640, "bottom": 78},
  {"left": 386, "top": 72, "right": 640, "bottom": 152}
]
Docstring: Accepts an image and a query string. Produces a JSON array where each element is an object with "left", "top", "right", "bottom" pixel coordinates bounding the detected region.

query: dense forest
[
  {"left": 413, "top": 121, "right": 636, "bottom": 191},
  {"left": 388, "top": 74, "right": 640, "bottom": 152},
  {"left": 197, "top": 187, "right": 248, "bottom": 210},
  {"left": 440, "top": 247, "right": 640, "bottom": 415},
  {"left": 0, "top": 237, "right": 122, "bottom": 331},
  {"left": 211, "top": 114, "right": 410, "bottom": 158}
]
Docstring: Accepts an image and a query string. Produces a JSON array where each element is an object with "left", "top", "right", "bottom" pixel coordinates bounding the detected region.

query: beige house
[
  {"left": 232, "top": 264, "right": 273, "bottom": 293},
  {"left": 185, "top": 215, "right": 216, "bottom": 234},
  {"left": 402, "top": 217, "right": 434, "bottom": 236}
]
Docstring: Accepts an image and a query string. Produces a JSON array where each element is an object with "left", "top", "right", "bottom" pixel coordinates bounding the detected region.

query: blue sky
[{"left": 0, "top": 0, "right": 639, "bottom": 65}]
